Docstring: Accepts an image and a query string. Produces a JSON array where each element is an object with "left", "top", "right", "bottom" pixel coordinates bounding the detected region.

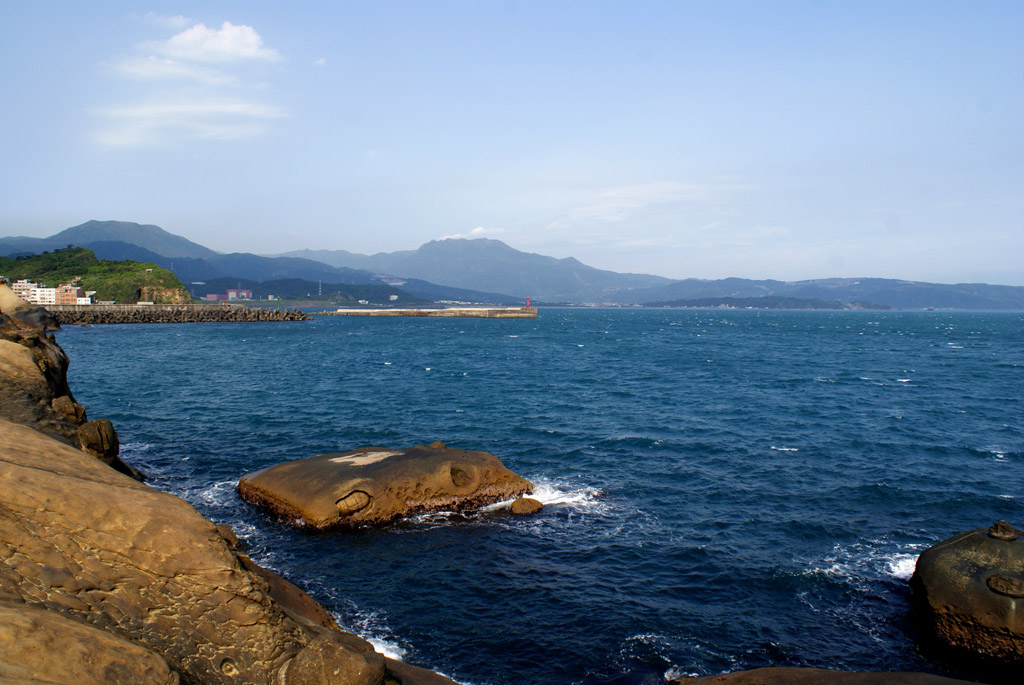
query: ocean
[{"left": 56, "top": 309, "right": 1024, "bottom": 684}]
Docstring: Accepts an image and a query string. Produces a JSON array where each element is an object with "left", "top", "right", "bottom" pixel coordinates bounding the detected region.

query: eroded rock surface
[
  {"left": 0, "top": 601, "right": 178, "bottom": 684},
  {"left": 238, "top": 442, "right": 533, "bottom": 529},
  {"left": 911, "top": 521, "right": 1024, "bottom": 664},
  {"left": 0, "top": 285, "right": 142, "bottom": 478},
  {"left": 0, "top": 417, "right": 391, "bottom": 684}
]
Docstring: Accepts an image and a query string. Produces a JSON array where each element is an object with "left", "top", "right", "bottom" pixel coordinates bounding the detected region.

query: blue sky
[{"left": 2, "top": 1, "right": 1021, "bottom": 284}]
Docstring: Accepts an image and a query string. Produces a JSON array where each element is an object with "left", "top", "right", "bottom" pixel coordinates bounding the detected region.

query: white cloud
[
  {"left": 145, "top": 22, "right": 281, "bottom": 63},
  {"left": 140, "top": 12, "right": 191, "bottom": 30},
  {"left": 97, "top": 19, "right": 285, "bottom": 147},
  {"left": 313, "top": 57, "right": 326, "bottom": 67},
  {"left": 442, "top": 226, "right": 508, "bottom": 239},
  {"left": 95, "top": 99, "right": 286, "bottom": 147},
  {"left": 112, "top": 56, "right": 238, "bottom": 85}
]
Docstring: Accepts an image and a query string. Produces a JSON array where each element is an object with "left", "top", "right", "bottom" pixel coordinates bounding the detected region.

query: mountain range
[{"left": 2, "top": 220, "right": 1023, "bottom": 309}]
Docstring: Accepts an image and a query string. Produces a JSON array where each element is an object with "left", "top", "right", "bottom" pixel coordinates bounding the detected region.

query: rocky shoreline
[{"left": 1, "top": 281, "right": 1017, "bottom": 684}]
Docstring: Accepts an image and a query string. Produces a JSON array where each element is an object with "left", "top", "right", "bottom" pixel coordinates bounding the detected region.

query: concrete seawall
[
  {"left": 314, "top": 306, "right": 538, "bottom": 319},
  {"left": 49, "top": 303, "right": 310, "bottom": 324}
]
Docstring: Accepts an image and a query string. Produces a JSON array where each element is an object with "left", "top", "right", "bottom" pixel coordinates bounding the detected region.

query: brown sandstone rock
[
  {"left": 52, "top": 394, "right": 88, "bottom": 423},
  {"left": 911, "top": 521, "right": 1024, "bottom": 664},
  {"left": 77, "top": 417, "right": 120, "bottom": 457},
  {"left": 510, "top": 497, "right": 543, "bottom": 515},
  {"left": 0, "top": 418, "right": 387, "bottom": 684},
  {"left": 238, "top": 444, "right": 533, "bottom": 529},
  {"left": 669, "top": 667, "right": 971, "bottom": 684},
  {"left": 0, "top": 282, "right": 59, "bottom": 330},
  {"left": 0, "top": 601, "right": 178, "bottom": 684}
]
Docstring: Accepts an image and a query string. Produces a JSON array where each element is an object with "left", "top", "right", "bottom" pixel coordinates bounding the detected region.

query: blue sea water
[{"left": 56, "top": 309, "right": 1023, "bottom": 684}]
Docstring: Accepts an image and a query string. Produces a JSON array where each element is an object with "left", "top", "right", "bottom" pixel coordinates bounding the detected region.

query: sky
[{"left": 1, "top": 1, "right": 1021, "bottom": 285}]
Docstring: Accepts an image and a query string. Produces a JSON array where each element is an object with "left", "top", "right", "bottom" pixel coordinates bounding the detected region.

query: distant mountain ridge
[
  {"left": 2, "top": 220, "right": 1023, "bottom": 309},
  {"left": 282, "top": 238, "right": 671, "bottom": 302},
  {"left": 0, "top": 220, "right": 217, "bottom": 260}
]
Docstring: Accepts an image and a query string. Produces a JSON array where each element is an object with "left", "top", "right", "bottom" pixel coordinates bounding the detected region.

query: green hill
[{"left": 0, "top": 247, "right": 188, "bottom": 304}]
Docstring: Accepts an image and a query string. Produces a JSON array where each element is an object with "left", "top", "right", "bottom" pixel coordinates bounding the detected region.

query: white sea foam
[
  {"left": 897, "top": 378, "right": 911, "bottom": 383},
  {"left": 196, "top": 480, "right": 239, "bottom": 508},
  {"left": 805, "top": 540, "right": 923, "bottom": 585},
  {"left": 770, "top": 446, "right": 799, "bottom": 452},
  {"left": 480, "top": 478, "right": 606, "bottom": 514},
  {"left": 334, "top": 608, "right": 407, "bottom": 661},
  {"left": 886, "top": 554, "right": 918, "bottom": 580}
]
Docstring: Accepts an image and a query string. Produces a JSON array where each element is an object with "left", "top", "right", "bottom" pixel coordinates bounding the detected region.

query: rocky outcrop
[
  {"left": 669, "top": 667, "right": 971, "bottom": 683},
  {"left": 0, "top": 417, "right": 391, "bottom": 684},
  {"left": 0, "top": 281, "right": 59, "bottom": 330},
  {"left": 238, "top": 442, "right": 533, "bottom": 529},
  {"left": 0, "top": 286, "right": 142, "bottom": 479},
  {"left": 911, "top": 521, "right": 1024, "bottom": 664},
  {"left": 136, "top": 285, "right": 192, "bottom": 304}
]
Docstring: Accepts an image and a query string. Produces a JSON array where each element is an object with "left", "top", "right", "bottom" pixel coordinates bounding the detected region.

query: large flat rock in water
[{"left": 238, "top": 442, "right": 533, "bottom": 529}]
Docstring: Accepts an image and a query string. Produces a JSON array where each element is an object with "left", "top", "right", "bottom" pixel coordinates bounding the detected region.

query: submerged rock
[
  {"left": 911, "top": 521, "right": 1024, "bottom": 664},
  {"left": 238, "top": 444, "right": 534, "bottom": 529}
]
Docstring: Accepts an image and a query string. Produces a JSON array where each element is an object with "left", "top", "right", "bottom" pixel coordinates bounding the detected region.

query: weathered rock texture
[
  {"left": 670, "top": 667, "right": 971, "bottom": 684},
  {"left": 238, "top": 442, "right": 533, "bottom": 529},
  {"left": 0, "top": 287, "right": 142, "bottom": 479},
  {"left": 0, "top": 417, "right": 389, "bottom": 684},
  {"left": 0, "top": 601, "right": 178, "bottom": 684},
  {"left": 911, "top": 521, "right": 1024, "bottom": 664},
  {"left": 136, "top": 285, "right": 192, "bottom": 304}
]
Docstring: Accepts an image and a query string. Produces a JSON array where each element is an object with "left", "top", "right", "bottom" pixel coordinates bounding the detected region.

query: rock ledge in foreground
[{"left": 239, "top": 442, "right": 533, "bottom": 529}]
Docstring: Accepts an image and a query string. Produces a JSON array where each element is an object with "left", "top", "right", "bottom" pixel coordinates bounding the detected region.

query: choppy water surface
[{"left": 58, "top": 309, "right": 1024, "bottom": 684}]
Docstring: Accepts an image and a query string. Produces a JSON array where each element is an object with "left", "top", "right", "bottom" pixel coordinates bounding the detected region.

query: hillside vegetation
[{"left": 0, "top": 247, "right": 188, "bottom": 303}]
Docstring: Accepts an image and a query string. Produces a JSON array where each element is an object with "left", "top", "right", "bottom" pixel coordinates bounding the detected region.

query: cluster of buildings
[
  {"left": 201, "top": 288, "right": 253, "bottom": 302},
  {"left": 10, "top": 278, "right": 94, "bottom": 306}
]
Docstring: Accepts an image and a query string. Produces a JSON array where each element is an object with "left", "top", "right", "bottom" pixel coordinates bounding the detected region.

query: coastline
[{"left": 314, "top": 306, "right": 537, "bottom": 318}]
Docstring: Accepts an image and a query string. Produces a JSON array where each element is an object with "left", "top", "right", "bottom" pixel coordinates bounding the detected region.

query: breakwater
[
  {"left": 315, "top": 306, "right": 537, "bottom": 318},
  {"left": 49, "top": 303, "right": 310, "bottom": 324}
]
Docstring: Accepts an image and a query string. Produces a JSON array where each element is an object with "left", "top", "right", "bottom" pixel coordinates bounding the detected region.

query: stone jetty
[
  {"left": 49, "top": 303, "right": 310, "bottom": 324},
  {"left": 314, "top": 306, "right": 537, "bottom": 318}
]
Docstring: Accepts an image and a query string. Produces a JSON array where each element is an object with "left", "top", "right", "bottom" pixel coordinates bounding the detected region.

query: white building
[
  {"left": 30, "top": 287, "right": 57, "bottom": 305},
  {"left": 12, "top": 279, "right": 36, "bottom": 299}
]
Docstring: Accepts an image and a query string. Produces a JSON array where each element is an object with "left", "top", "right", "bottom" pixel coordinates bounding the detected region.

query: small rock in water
[
  {"left": 238, "top": 443, "right": 534, "bottom": 529},
  {"left": 510, "top": 497, "right": 543, "bottom": 515}
]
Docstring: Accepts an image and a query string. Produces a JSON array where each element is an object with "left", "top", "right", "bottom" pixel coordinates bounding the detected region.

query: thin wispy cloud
[
  {"left": 137, "top": 12, "right": 191, "bottom": 30},
  {"left": 97, "top": 20, "right": 284, "bottom": 147},
  {"left": 112, "top": 56, "right": 238, "bottom": 86},
  {"left": 442, "top": 226, "right": 507, "bottom": 239},
  {"left": 96, "top": 100, "right": 286, "bottom": 147}
]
